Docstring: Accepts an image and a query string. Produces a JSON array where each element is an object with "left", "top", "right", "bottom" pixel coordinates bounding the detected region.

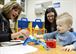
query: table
[
  {"left": 0, "top": 41, "right": 76, "bottom": 54},
  {"left": 31, "top": 45, "right": 76, "bottom": 54}
]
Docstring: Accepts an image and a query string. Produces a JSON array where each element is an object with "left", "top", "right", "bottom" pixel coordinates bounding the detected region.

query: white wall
[
  {"left": 53, "top": 0, "right": 76, "bottom": 31},
  {"left": 26, "top": 0, "right": 52, "bottom": 22},
  {"left": 4, "top": 0, "right": 10, "bottom": 4},
  {"left": 27, "top": 0, "right": 76, "bottom": 31},
  {"left": 72, "top": 0, "right": 76, "bottom": 31}
]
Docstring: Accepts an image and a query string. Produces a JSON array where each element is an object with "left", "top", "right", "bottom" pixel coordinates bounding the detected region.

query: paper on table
[
  {"left": 0, "top": 45, "right": 38, "bottom": 54},
  {"left": 0, "top": 40, "right": 24, "bottom": 46}
]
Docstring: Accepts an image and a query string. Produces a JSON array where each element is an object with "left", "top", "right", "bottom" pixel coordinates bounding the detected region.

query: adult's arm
[{"left": 0, "top": 32, "right": 11, "bottom": 42}]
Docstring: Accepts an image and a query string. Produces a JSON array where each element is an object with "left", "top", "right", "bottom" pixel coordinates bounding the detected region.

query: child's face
[{"left": 56, "top": 20, "right": 69, "bottom": 33}]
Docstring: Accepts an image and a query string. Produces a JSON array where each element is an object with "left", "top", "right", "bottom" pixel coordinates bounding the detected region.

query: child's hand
[
  {"left": 36, "top": 35, "right": 43, "bottom": 39},
  {"left": 62, "top": 45, "right": 75, "bottom": 51}
]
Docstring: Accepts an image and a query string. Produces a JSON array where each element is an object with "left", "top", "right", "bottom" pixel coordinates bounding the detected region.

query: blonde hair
[
  {"left": 56, "top": 12, "right": 73, "bottom": 27},
  {"left": 2, "top": 1, "right": 22, "bottom": 21}
]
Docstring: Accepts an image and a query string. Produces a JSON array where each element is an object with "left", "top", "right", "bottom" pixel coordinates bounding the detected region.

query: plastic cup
[{"left": 46, "top": 39, "right": 56, "bottom": 48}]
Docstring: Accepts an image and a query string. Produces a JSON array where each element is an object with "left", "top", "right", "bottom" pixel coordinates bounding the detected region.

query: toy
[
  {"left": 46, "top": 39, "right": 56, "bottom": 48},
  {"left": 23, "top": 36, "right": 48, "bottom": 49}
]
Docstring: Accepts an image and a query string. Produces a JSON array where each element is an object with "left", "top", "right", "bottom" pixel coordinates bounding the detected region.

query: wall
[
  {"left": 72, "top": 0, "right": 76, "bottom": 31},
  {"left": 4, "top": 0, "right": 10, "bottom": 4},
  {"left": 26, "top": 0, "right": 52, "bottom": 22},
  {"left": 53, "top": 0, "right": 76, "bottom": 31}
]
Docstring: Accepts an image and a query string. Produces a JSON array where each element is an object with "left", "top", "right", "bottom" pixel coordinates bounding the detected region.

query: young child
[{"left": 37, "top": 12, "right": 76, "bottom": 51}]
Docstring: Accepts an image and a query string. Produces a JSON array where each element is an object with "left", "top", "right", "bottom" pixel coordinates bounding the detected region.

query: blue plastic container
[
  {"left": 32, "top": 19, "right": 43, "bottom": 28},
  {"left": 18, "top": 18, "right": 28, "bottom": 29}
]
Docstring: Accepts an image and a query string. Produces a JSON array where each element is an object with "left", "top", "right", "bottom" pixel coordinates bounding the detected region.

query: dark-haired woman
[{"left": 45, "top": 7, "right": 57, "bottom": 33}]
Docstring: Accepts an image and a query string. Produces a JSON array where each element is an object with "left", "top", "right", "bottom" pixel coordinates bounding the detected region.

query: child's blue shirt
[{"left": 44, "top": 31, "right": 76, "bottom": 48}]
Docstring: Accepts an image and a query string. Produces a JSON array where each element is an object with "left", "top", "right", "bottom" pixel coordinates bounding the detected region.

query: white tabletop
[{"left": 0, "top": 45, "right": 38, "bottom": 54}]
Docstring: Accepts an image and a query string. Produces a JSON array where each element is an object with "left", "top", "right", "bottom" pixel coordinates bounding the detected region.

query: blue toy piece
[
  {"left": 23, "top": 36, "right": 47, "bottom": 49},
  {"left": 23, "top": 36, "right": 38, "bottom": 45},
  {"left": 32, "top": 19, "right": 43, "bottom": 28},
  {"left": 37, "top": 40, "right": 47, "bottom": 49},
  {"left": 18, "top": 18, "right": 28, "bottom": 29}
]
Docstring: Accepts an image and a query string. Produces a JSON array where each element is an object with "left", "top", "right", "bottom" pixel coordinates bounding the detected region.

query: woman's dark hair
[{"left": 45, "top": 7, "right": 57, "bottom": 32}]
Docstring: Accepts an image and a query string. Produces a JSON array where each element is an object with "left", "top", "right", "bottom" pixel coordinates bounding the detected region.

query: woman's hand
[
  {"left": 11, "top": 29, "right": 30, "bottom": 40},
  {"left": 11, "top": 32, "right": 22, "bottom": 39},
  {"left": 20, "top": 29, "right": 30, "bottom": 36},
  {"left": 62, "top": 45, "right": 75, "bottom": 51}
]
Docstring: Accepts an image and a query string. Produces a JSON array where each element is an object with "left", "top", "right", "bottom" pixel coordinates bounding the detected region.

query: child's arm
[
  {"left": 62, "top": 33, "right": 76, "bottom": 51},
  {"left": 36, "top": 31, "right": 57, "bottom": 40}
]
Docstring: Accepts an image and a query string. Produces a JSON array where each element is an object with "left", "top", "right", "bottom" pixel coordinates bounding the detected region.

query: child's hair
[{"left": 56, "top": 12, "right": 73, "bottom": 28}]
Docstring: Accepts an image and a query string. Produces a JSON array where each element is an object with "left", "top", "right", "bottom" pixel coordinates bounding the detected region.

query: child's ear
[{"left": 68, "top": 25, "right": 72, "bottom": 30}]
